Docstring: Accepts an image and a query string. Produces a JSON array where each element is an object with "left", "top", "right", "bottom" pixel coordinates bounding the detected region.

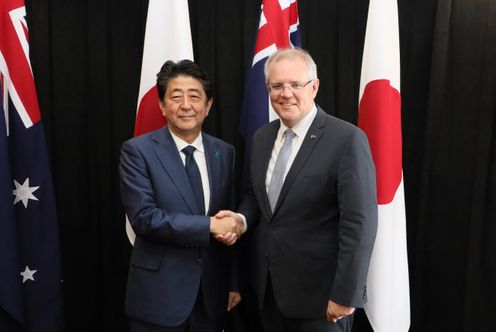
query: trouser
[
  {"left": 260, "top": 275, "right": 354, "bottom": 332},
  {"left": 129, "top": 291, "right": 221, "bottom": 332}
]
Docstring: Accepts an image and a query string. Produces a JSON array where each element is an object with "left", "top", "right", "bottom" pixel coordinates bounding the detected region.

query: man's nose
[
  {"left": 181, "top": 96, "right": 192, "bottom": 109},
  {"left": 281, "top": 85, "right": 294, "bottom": 97}
]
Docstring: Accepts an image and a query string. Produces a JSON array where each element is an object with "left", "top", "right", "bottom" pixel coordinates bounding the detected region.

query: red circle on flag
[
  {"left": 358, "top": 79, "right": 402, "bottom": 204},
  {"left": 134, "top": 86, "right": 167, "bottom": 137}
]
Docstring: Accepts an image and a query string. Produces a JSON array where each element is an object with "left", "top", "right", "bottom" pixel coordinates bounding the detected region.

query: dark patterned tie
[
  {"left": 267, "top": 129, "right": 296, "bottom": 212},
  {"left": 182, "top": 145, "right": 205, "bottom": 215}
]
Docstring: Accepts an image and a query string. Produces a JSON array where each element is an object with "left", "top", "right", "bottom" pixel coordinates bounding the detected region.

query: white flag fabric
[
  {"left": 358, "top": 0, "right": 411, "bottom": 331},
  {"left": 126, "top": 0, "right": 194, "bottom": 244}
]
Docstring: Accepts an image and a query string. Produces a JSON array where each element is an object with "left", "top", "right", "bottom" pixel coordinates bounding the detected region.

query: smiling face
[
  {"left": 159, "top": 75, "right": 212, "bottom": 143},
  {"left": 267, "top": 57, "right": 319, "bottom": 128}
]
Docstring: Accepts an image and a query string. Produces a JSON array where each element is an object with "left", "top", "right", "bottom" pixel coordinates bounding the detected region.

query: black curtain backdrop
[{"left": 24, "top": 0, "right": 496, "bottom": 331}]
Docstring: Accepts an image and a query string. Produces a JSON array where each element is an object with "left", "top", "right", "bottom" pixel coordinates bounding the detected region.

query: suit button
[
  {"left": 264, "top": 253, "right": 268, "bottom": 258},
  {"left": 196, "top": 258, "right": 202, "bottom": 265}
]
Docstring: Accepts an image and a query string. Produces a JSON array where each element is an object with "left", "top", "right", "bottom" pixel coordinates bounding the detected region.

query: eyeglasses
[{"left": 266, "top": 80, "right": 313, "bottom": 93}]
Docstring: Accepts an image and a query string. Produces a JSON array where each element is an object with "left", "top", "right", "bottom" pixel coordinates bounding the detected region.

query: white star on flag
[
  {"left": 13, "top": 178, "right": 39, "bottom": 208},
  {"left": 20, "top": 266, "right": 38, "bottom": 283}
]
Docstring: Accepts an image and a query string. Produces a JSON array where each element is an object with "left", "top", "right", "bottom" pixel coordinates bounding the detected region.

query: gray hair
[{"left": 264, "top": 48, "right": 318, "bottom": 82}]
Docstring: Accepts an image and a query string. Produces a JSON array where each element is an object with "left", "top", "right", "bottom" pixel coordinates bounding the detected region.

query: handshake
[{"left": 210, "top": 210, "right": 245, "bottom": 246}]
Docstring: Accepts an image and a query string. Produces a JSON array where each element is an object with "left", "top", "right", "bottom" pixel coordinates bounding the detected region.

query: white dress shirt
[
  {"left": 238, "top": 105, "right": 318, "bottom": 232},
  {"left": 265, "top": 105, "right": 318, "bottom": 192},
  {"left": 169, "top": 129, "right": 210, "bottom": 215}
]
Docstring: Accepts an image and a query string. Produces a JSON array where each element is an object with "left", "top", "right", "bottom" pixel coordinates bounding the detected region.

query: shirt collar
[
  {"left": 168, "top": 128, "right": 204, "bottom": 154},
  {"left": 278, "top": 104, "right": 318, "bottom": 141}
]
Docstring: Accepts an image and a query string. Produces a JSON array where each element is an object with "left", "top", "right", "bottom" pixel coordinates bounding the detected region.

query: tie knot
[
  {"left": 284, "top": 129, "right": 296, "bottom": 141},
  {"left": 182, "top": 145, "right": 196, "bottom": 157}
]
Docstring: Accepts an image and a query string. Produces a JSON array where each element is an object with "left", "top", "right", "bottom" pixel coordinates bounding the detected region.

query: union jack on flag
[
  {"left": 1, "top": 0, "right": 64, "bottom": 331},
  {"left": 239, "top": 0, "right": 301, "bottom": 186}
]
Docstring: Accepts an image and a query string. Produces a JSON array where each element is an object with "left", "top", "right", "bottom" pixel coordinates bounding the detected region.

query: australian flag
[
  {"left": 0, "top": 1, "right": 64, "bottom": 331},
  {"left": 239, "top": 0, "right": 301, "bottom": 187}
]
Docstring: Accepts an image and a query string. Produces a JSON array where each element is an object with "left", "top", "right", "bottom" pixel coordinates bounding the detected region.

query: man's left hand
[
  {"left": 227, "top": 291, "right": 242, "bottom": 311},
  {"left": 326, "top": 300, "right": 355, "bottom": 323}
]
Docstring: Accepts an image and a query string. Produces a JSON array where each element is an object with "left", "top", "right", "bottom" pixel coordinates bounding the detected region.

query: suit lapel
[
  {"left": 152, "top": 127, "right": 200, "bottom": 214},
  {"left": 254, "top": 121, "right": 279, "bottom": 219},
  {"left": 203, "top": 134, "right": 218, "bottom": 215},
  {"left": 272, "top": 109, "right": 327, "bottom": 215}
]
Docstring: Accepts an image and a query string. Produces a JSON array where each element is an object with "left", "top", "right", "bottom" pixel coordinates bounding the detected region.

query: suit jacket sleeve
[
  {"left": 228, "top": 149, "right": 241, "bottom": 291},
  {"left": 330, "top": 129, "right": 378, "bottom": 307},
  {"left": 119, "top": 140, "right": 211, "bottom": 248},
  {"left": 238, "top": 129, "right": 263, "bottom": 229},
  {"left": 237, "top": 179, "right": 260, "bottom": 230}
]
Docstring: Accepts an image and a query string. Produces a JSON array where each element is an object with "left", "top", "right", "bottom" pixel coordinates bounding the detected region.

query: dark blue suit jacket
[
  {"left": 119, "top": 126, "right": 236, "bottom": 327},
  {"left": 239, "top": 108, "right": 378, "bottom": 318}
]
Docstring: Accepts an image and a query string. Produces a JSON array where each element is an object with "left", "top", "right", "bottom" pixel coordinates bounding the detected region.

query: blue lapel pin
[{"left": 214, "top": 151, "right": 221, "bottom": 159}]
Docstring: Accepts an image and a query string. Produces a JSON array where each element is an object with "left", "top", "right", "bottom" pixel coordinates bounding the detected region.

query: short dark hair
[{"left": 156, "top": 60, "right": 213, "bottom": 101}]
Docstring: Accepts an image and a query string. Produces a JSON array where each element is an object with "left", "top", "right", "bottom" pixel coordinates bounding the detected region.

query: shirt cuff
[{"left": 236, "top": 213, "right": 247, "bottom": 233}]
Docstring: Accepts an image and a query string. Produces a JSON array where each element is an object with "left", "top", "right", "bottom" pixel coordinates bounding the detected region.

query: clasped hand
[
  {"left": 326, "top": 300, "right": 355, "bottom": 323},
  {"left": 210, "top": 210, "right": 244, "bottom": 246}
]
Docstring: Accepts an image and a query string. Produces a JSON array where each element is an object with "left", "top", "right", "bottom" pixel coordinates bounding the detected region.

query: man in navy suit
[
  {"left": 217, "top": 48, "right": 378, "bottom": 332},
  {"left": 120, "top": 60, "right": 243, "bottom": 332}
]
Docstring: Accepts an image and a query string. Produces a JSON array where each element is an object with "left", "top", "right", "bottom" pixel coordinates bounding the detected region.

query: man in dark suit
[
  {"left": 120, "top": 60, "right": 243, "bottom": 332},
  {"left": 217, "top": 48, "right": 378, "bottom": 332}
]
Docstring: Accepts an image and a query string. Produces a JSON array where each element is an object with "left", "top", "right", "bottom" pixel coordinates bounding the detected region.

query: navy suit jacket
[
  {"left": 119, "top": 126, "right": 236, "bottom": 327},
  {"left": 239, "top": 108, "right": 378, "bottom": 318}
]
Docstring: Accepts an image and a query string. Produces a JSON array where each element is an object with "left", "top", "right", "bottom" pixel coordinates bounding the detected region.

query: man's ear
[
  {"left": 205, "top": 98, "right": 213, "bottom": 116},
  {"left": 311, "top": 78, "right": 320, "bottom": 97},
  {"left": 158, "top": 99, "right": 166, "bottom": 115}
]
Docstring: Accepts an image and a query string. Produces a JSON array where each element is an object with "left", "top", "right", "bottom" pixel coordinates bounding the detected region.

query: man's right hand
[{"left": 210, "top": 215, "right": 243, "bottom": 245}]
